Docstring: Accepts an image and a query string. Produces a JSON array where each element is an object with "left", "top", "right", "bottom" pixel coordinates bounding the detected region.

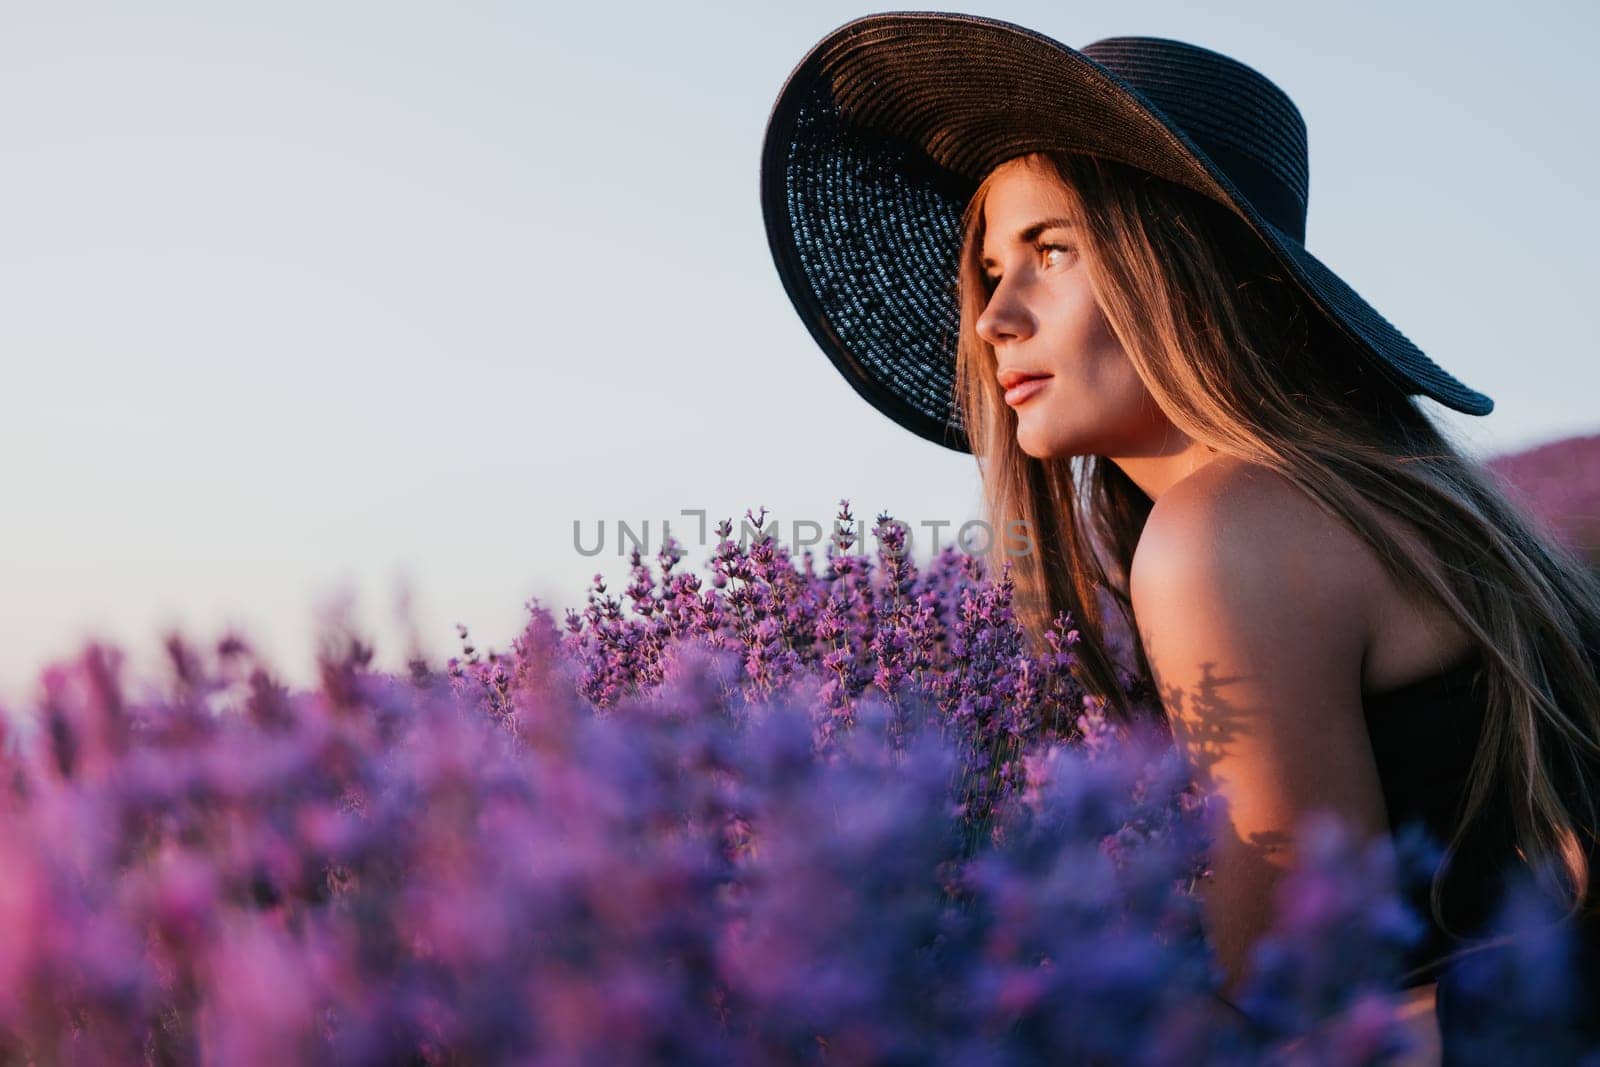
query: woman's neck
[{"left": 1108, "top": 438, "right": 1222, "bottom": 502}]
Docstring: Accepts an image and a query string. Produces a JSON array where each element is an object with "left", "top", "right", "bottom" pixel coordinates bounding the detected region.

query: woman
[{"left": 761, "top": 12, "right": 1600, "bottom": 1058}]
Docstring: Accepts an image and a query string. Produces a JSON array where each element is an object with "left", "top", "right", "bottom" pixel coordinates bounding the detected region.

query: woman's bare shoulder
[
  {"left": 1125, "top": 457, "right": 1401, "bottom": 1002},
  {"left": 1128, "top": 456, "right": 1377, "bottom": 667},
  {"left": 1136, "top": 456, "right": 1379, "bottom": 589},
  {"left": 1132, "top": 455, "right": 1472, "bottom": 693}
]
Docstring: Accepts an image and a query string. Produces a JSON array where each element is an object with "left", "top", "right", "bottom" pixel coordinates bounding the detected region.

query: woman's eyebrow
[{"left": 980, "top": 216, "right": 1075, "bottom": 267}]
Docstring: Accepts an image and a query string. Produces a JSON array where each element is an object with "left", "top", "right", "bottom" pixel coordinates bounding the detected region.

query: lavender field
[
  {"left": 1486, "top": 432, "right": 1600, "bottom": 571},
  {"left": 2, "top": 445, "right": 1598, "bottom": 1065}
]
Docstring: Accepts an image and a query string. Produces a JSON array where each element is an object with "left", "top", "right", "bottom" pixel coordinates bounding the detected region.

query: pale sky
[{"left": 2, "top": 0, "right": 1595, "bottom": 710}]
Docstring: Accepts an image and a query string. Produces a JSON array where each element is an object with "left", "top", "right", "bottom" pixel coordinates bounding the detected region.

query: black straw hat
[{"left": 760, "top": 12, "right": 1495, "bottom": 453}]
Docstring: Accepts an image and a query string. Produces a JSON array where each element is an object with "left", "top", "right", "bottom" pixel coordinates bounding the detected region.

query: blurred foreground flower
[{"left": 0, "top": 501, "right": 1593, "bottom": 1064}]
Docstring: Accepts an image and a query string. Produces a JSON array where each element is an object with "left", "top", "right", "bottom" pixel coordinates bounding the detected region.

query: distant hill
[{"left": 1485, "top": 432, "right": 1600, "bottom": 564}]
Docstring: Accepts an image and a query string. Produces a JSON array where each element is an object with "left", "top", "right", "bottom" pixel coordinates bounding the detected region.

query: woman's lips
[{"left": 1003, "top": 376, "right": 1052, "bottom": 406}]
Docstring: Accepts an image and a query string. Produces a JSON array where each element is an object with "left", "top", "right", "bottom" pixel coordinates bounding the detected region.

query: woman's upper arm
[{"left": 1127, "top": 463, "right": 1390, "bottom": 994}]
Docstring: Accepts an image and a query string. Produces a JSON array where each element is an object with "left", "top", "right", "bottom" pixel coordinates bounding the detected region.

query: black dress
[{"left": 1362, "top": 649, "right": 1600, "bottom": 1055}]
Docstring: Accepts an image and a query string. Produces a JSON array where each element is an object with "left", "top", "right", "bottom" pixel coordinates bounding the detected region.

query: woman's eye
[
  {"left": 981, "top": 244, "right": 1073, "bottom": 290},
  {"left": 1040, "top": 243, "right": 1075, "bottom": 267}
]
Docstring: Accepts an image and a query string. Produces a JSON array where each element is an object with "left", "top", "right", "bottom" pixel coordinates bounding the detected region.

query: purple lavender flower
[{"left": 0, "top": 500, "right": 1592, "bottom": 1063}]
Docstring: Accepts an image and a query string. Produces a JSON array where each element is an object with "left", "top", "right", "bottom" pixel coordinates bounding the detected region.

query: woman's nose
[{"left": 975, "top": 283, "right": 1035, "bottom": 347}]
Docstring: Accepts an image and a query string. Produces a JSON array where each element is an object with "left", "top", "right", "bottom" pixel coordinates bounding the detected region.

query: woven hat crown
[{"left": 1082, "top": 37, "right": 1310, "bottom": 241}]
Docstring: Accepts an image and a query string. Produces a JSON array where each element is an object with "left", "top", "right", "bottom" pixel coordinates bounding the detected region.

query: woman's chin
[
  {"left": 1015, "top": 432, "right": 1067, "bottom": 461},
  {"left": 1014, "top": 418, "right": 1074, "bottom": 460}
]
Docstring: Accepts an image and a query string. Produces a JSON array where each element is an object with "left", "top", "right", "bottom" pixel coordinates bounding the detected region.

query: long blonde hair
[{"left": 953, "top": 150, "right": 1600, "bottom": 935}]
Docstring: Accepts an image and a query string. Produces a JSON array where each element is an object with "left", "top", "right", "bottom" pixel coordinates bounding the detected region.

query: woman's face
[{"left": 975, "top": 154, "right": 1179, "bottom": 462}]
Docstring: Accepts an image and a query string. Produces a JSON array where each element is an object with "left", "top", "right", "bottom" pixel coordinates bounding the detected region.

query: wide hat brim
[{"left": 760, "top": 12, "right": 1494, "bottom": 454}]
